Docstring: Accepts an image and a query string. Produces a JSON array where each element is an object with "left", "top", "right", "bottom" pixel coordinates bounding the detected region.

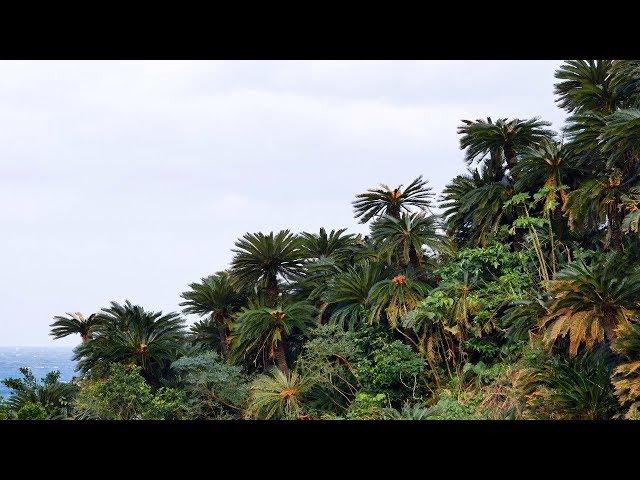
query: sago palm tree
[
  {"left": 513, "top": 139, "right": 572, "bottom": 203},
  {"left": 441, "top": 166, "right": 516, "bottom": 247},
  {"left": 322, "top": 261, "right": 387, "bottom": 329},
  {"left": 564, "top": 173, "right": 626, "bottom": 251},
  {"left": 611, "top": 321, "right": 640, "bottom": 418},
  {"left": 299, "top": 227, "right": 355, "bottom": 264},
  {"left": 244, "top": 368, "right": 313, "bottom": 420},
  {"left": 555, "top": 60, "right": 640, "bottom": 252},
  {"left": 382, "top": 401, "right": 439, "bottom": 420},
  {"left": 554, "top": 60, "right": 619, "bottom": 115},
  {"left": 352, "top": 175, "right": 433, "bottom": 223},
  {"left": 74, "top": 300, "right": 187, "bottom": 385},
  {"left": 368, "top": 273, "right": 429, "bottom": 329},
  {"left": 230, "top": 230, "right": 305, "bottom": 306},
  {"left": 187, "top": 318, "right": 222, "bottom": 353},
  {"left": 458, "top": 117, "right": 554, "bottom": 172},
  {"left": 534, "top": 348, "right": 618, "bottom": 420},
  {"left": 540, "top": 253, "right": 640, "bottom": 355},
  {"left": 513, "top": 139, "right": 577, "bottom": 248},
  {"left": 611, "top": 60, "right": 640, "bottom": 108},
  {"left": 601, "top": 108, "right": 640, "bottom": 170},
  {"left": 180, "top": 272, "right": 247, "bottom": 360},
  {"left": 370, "top": 212, "right": 442, "bottom": 270},
  {"left": 231, "top": 301, "right": 315, "bottom": 375},
  {"left": 50, "top": 312, "right": 99, "bottom": 344}
]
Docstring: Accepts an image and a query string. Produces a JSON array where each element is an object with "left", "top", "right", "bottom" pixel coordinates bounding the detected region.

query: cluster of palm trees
[{"left": 46, "top": 60, "right": 640, "bottom": 419}]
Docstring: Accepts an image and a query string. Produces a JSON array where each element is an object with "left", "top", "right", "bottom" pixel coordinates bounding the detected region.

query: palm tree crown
[
  {"left": 231, "top": 301, "right": 315, "bottom": 375},
  {"left": 180, "top": 272, "right": 247, "bottom": 359},
  {"left": 352, "top": 175, "right": 433, "bottom": 223},
  {"left": 370, "top": 212, "right": 442, "bottom": 269},
  {"left": 299, "top": 227, "right": 355, "bottom": 263},
  {"left": 554, "top": 60, "right": 618, "bottom": 114},
  {"left": 245, "top": 368, "right": 312, "bottom": 419},
  {"left": 541, "top": 253, "right": 640, "bottom": 355},
  {"left": 458, "top": 117, "right": 554, "bottom": 172},
  {"left": 74, "top": 300, "right": 186, "bottom": 384},
  {"left": 50, "top": 312, "right": 99, "bottom": 344},
  {"left": 322, "top": 261, "right": 387, "bottom": 330},
  {"left": 230, "top": 230, "right": 305, "bottom": 304}
]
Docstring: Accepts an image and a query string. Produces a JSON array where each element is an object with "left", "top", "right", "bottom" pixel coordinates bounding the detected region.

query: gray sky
[{"left": 0, "top": 60, "right": 566, "bottom": 346}]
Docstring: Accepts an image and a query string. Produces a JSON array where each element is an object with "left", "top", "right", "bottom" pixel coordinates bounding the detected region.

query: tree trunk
[
  {"left": 409, "top": 246, "right": 422, "bottom": 270},
  {"left": 265, "top": 275, "right": 279, "bottom": 307},
  {"left": 218, "top": 324, "right": 230, "bottom": 360},
  {"left": 212, "top": 312, "right": 231, "bottom": 360},
  {"left": 608, "top": 201, "right": 623, "bottom": 252},
  {"left": 317, "top": 301, "right": 330, "bottom": 325},
  {"left": 504, "top": 145, "right": 518, "bottom": 174},
  {"left": 389, "top": 202, "right": 401, "bottom": 219},
  {"left": 602, "top": 306, "right": 619, "bottom": 342},
  {"left": 274, "top": 339, "right": 289, "bottom": 376}
]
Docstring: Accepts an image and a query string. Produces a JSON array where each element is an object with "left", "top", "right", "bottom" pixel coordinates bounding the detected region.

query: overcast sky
[{"left": 0, "top": 60, "right": 567, "bottom": 346}]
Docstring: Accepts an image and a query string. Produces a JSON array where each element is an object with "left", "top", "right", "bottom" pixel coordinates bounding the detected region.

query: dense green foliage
[
  {"left": 4, "top": 60, "right": 640, "bottom": 420},
  {"left": 74, "top": 364, "right": 187, "bottom": 420},
  {"left": 2, "top": 368, "right": 76, "bottom": 419}
]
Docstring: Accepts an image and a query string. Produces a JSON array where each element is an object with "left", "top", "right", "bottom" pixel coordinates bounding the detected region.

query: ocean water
[{"left": 0, "top": 347, "right": 76, "bottom": 399}]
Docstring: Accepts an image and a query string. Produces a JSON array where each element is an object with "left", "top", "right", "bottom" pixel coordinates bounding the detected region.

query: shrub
[
  {"left": 74, "top": 363, "right": 187, "bottom": 420},
  {"left": 0, "top": 398, "right": 14, "bottom": 420},
  {"left": 431, "top": 392, "right": 479, "bottom": 420},
  {"left": 170, "top": 352, "right": 250, "bottom": 419},
  {"left": 1, "top": 368, "right": 76, "bottom": 419},
  {"left": 382, "top": 401, "right": 439, "bottom": 420},
  {"left": 356, "top": 340, "right": 427, "bottom": 404},
  {"left": 345, "top": 392, "right": 386, "bottom": 420},
  {"left": 528, "top": 347, "right": 619, "bottom": 420},
  {"left": 16, "top": 402, "right": 47, "bottom": 420},
  {"left": 296, "top": 325, "right": 363, "bottom": 415}
]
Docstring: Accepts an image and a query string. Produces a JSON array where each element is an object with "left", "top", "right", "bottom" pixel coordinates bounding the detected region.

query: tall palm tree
[
  {"left": 322, "top": 261, "right": 387, "bottom": 329},
  {"left": 601, "top": 108, "right": 640, "bottom": 170},
  {"left": 611, "top": 60, "right": 640, "bottom": 108},
  {"left": 345, "top": 234, "right": 385, "bottom": 265},
  {"left": 540, "top": 253, "right": 640, "bottom": 355},
  {"left": 513, "top": 138, "right": 577, "bottom": 257},
  {"left": 292, "top": 228, "right": 356, "bottom": 313},
  {"left": 74, "top": 300, "right": 187, "bottom": 385},
  {"left": 513, "top": 139, "right": 572, "bottom": 204},
  {"left": 187, "top": 318, "right": 222, "bottom": 353},
  {"left": 564, "top": 173, "right": 626, "bottom": 251},
  {"left": 180, "top": 272, "right": 247, "bottom": 360},
  {"left": 556, "top": 60, "right": 640, "bottom": 252},
  {"left": 458, "top": 117, "right": 554, "bottom": 173},
  {"left": 50, "top": 312, "right": 99, "bottom": 344},
  {"left": 299, "top": 227, "right": 355, "bottom": 264},
  {"left": 440, "top": 165, "right": 515, "bottom": 247},
  {"left": 554, "top": 60, "right": 618, "bottom": 115},
  {"left": 231, "top": 302, "right": 315, "bottom": 375},
  {"left": 352, "top": 175, "right": 433, "bottom": 223},
  {"left": 368, "top": 273, "right": 428, "bottom": 329},
  {"left": 370, "top": 212, "right": 442, "bottom": 270},
  {"left": 230, "top": 230, "right": 305, "bottom": 306}
]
